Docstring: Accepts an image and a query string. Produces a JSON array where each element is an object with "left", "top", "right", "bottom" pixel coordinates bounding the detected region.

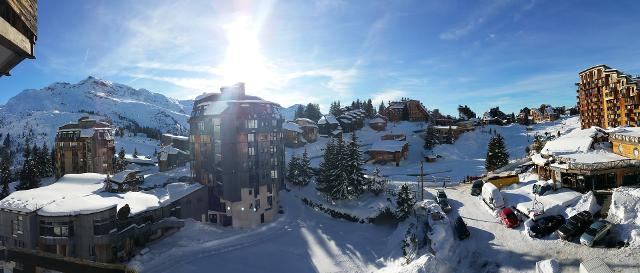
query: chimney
[{"left": 220, "top": 82, "right": 245, "bottom": 97}]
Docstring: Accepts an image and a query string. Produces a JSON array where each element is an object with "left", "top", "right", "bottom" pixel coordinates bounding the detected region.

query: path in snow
[{"left": 132, "top": 191, "right": 395, "bottom": 273}]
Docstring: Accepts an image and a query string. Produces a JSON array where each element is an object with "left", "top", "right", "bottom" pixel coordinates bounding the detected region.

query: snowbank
[
  {"left": 535, "top": 259, "right": 559, "bottom": 273},
  {"left": 540, "top": 127, "right": 601, "bottom": 156},
  {"left": 607, "top": 187, "right": 640, "bottom": 247},
  {"left": 565, "top": 191, "right": 601, "bottom": 217}
]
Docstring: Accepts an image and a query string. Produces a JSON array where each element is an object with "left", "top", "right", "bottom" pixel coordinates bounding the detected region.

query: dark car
[
  {"left": 556, "top": 211, "right": 593, "bottom": 241},
  {"left": 471, "top": 180, "right": 483, "bottom": 196},
  {"left": 454, "top": 216, "right": 470, "bottom": 240},
  {"left": 436, "top": 190, "right": 452, "bottom": 213},
  {"left": 528, "top": 215, "right": 565, "bottom": 238}
]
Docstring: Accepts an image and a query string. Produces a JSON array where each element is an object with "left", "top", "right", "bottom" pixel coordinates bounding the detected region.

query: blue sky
[{"left": 1, "top": 0, "right": 640, "bottom": 115}]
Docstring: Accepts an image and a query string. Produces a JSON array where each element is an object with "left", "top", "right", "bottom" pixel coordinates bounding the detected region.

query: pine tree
[
  {"left": 298, "top": 149, "right": 313, "bottom": 186},
  {"left": 304, "top": 103, "right": 322, "bottom": 122},
  {"left": 485, "top": 134, "right": 509, "bottom": 172},
  {"left": 378, "top": 101, "right": 386, "bottom": 116},
  {"left": 133, "top": 148, "right": 138, "bottom": 158},
  {"left": 331, "top": 135, "right": 350, "bottom": 200},
  {"left": 446, "top": 126, "right": 454, "bottom": 144},
  {"left": 17, "top": 145, "right": 39, "bottom": 190},
  {"left": 329, "top": 101, "right": 342, "bottom": 117},
  {"left": 0, "top": 149, "right": 11, "bottom": 199},
  {"left": 316, "top": 138, "right": 337, "bottom": 198},
  {"left": 50, "top": 147, "right": 56, "bottom": 177},
  {"left": 368, "top": 168, "right": 386, "bottom": 196},
  {"left": 287, "top": 155, "right": 301, "bottom": 185},
  {"left": 423, "top": 125, "right": 437, "bottom": 150},
  {"left": 345, "top": 132, "right": 366, "bottom": 198},
  {"left": 114, "top": 147, "right": 127, "bottom": 172},
  {"left": 396, "top": 184, "right": 415, "bottom": 221},
  {"left": 37, "top": 142, "right": 52, "bottom": 178},
  {"left": 294, "top": 104, "right": 305, "bottom": 119}
]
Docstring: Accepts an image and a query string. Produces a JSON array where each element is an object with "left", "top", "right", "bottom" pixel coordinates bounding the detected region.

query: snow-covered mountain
[{"left": 0, "top": 76, "right": 192, "bottom": 155}]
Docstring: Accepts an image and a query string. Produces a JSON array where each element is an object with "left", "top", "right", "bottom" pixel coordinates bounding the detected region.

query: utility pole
[{"left": 420, "top": 160, "right": 424, "bottom": 201}]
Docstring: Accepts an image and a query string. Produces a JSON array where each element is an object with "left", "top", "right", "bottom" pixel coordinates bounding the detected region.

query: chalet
[
  {"left": 158, "top": 144, "right": 190, "bottom": 172},
  {"left": 368, "top": 114, "right": 387, "bottom": 131},
  {"left": 293, "top": 118, "right": 319, "bottom": 143},
  {"left": 367, "top": 140, "right": 409, "bottom": 167},
  {"left": 0, "top": 0, "right": 37, "bottom": 76},
  {"left": 530, "top": 127, "right": 640, "bottom": 193},
  {"left": 161, "top": 133, "right": 189, "bottom": 151},
  {"left": 283, "top": 122, "right": 305, "bottom": 148},
  {"left": 105, "top": 170, "right": 144, "bottom": 193},
  {"left": 381, "top": 134, "right": 406, "bottom": 141},
  {"left": 317, "top": 115, "right": 342, "bottom": 137},
  {"left": 54, "top": 117, "right": 115, "bottom": 179},
  {"left": 337, "top": 115, "right": 355, "bottom": 133},
  {"left": 433, "top": 126, "right": 462, "bottom": 144},
  {"left": 383, "top": 99, "right": 429, "bottom": 122}
]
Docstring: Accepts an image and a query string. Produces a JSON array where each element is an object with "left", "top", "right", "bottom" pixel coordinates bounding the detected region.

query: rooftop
[{"left": 369, "top": 140, "right": 407, "bottom": 152}]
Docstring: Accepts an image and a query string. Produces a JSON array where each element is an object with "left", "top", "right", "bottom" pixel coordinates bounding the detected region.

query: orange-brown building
[
  {"left": 577, "top": 64, "right": 640, "bottom": 129},
  {"left": 383, "top": 99, "right": 429, "bottom": 122},
  {"left": 54, "top": 117, "right": 115, "bottom": 179}
]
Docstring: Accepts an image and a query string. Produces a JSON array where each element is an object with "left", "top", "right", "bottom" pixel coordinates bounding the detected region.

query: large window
[
  {"left": 271, "top": 170, "right": 278, "bottom": 179},
  {"left": 12, "top": 216, "right": 23, "bottom": 235},
  {"left": 248, "top": 133, "right": 255, "bottom": 142},
  {"left": 248, "top": 147, "right": 255, "bottom": 156},
  {"left": 246, "top": 119, "right": 258, "bottom": 129},
  {"left": 40, "top": 221, "right": 73, "bottom": 237}
]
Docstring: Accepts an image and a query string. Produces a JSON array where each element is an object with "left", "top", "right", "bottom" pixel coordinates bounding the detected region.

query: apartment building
[
  {"left": 383, "top": 99, "right": 429, "bottom": 122},
  {"left": 189, "top": 83, "right": 285, "bottom": 229},
  {"left": 0, "top": 0, "right": 37, "bottom": 76},
  {"left": 54, "top": 117, "right": 115, "bottom": 179},
  {"left": 577, "top": 64, "right": 640, "bottom": 129}
]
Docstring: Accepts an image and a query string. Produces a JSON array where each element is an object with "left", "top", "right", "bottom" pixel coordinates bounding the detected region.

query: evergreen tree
[
  {"left": 17, "top": 145, "right": 39, "bottom": 190},
  {"left": 50, "top": 147, "right": 56, "bottom": 177},
  {"left": 0, "top": 149, "right": 11, "bottom": 199},
  {"left": 114, "top": 147, "right": 127, "bottom": 172},
  {"left": 37, "top": 142, "right": 52, "bottom": 178},
  {"left": 304, "top": 103, "right": 322, "bottom": 122},
  {"left": 331, "top": 135, "right": 350, "bottom": 200},
  {"left": 298, "top": 149, "right": 313, "bottom": 186},
  {"left": 423, "top": 125, "right": 437, "bottom": 150},
  {"left": 368, "top": 168, "right": 386, "bottom": 196},
  {"left": 485, "top": 134, "right": 509, "bottom": 172},
  {"left": 316, "top": 138, "right": 337, "bottom": 198},
  {"left": 287, "top": 155, "right": 301, "bottom": 185},
  {"left": 329, "top": 101, "right": 342, "bottom": 116},
  {"left": 532, "top": 136, "right": 545, "bottom": 153},
  {"left": 395, "top": 184, "right": 415, "bottom": 221},
  {"left": 294, "top": 104, "right": 305, "bottom": 119},
  {"left": 445, "top": 126, "right": 454, "bottom": 144},
  {"left": 378, "top": 101, "right": 386, "bottom": 116},
  {"left": 345, "top": 132, "right": 366, "bottom": 197},
  {"left": 133, "top": 148, "right": 139, "bottom": 158}
]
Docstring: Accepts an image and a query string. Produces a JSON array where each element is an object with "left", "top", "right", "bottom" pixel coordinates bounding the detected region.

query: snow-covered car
[
  {"left": 454, "top": 216, "right": 470, "bottom": 240},
  {"left": 557, "top": 211, "right": 593, "bottom": 242},
  {"left": 436, "top": 190, "right": 452, "bottom": 213},
  {"left": 580, "top": 220, "right": 613, "bottom": 247},
  {"left": 528, "top": 215, "right": 565, "bottom": 238},
  {"left": 470, "top": 180, "right": 483, "bottom": 196},
  {"left": 481, "top": 182, "right": 504, "bottom": 209},
  {"left": 499, "top": 207, "right": 519, "bottom": 228}
]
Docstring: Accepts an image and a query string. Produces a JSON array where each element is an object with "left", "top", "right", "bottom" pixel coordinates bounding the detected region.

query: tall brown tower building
[{"left": 577, "top": 65, "right": 640, "bottom": 129}]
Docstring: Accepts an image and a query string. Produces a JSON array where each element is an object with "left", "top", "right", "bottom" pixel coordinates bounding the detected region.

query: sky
[{"left": 1, "top": 0, "right": 640, "bottom": 115}]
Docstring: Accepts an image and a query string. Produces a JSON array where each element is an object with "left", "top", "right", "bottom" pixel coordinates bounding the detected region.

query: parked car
[
  {"left": 580, "top": 220, "right": 613, "bottom": 247},
  {"left": 454, "top": 216, "right": 470, "bottom": 240},
  {"left": 528, "top": 215, "right": 565, "bottom": 238},
  {"left": 557, "top": 211, "right": 593, "bottom": 242},
  {"left": 532, "top": 183, "right": 552, "bottom": 196},
  {"left": 499, "top": 207, "right": 520, "bottom": 228},
  {"left": 481, "top": 182, "right": 504, "bottom": 209},
  {"left": 436, "top": 190, "right": 452, "bottom": 213},
  {"left": 471, "top": 180, "right": 483, "bottom": 196}
]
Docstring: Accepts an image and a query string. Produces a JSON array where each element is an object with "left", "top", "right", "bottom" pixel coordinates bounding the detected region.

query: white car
[{"left": 580, "top": 220, "right": 613, "bottom": 247}]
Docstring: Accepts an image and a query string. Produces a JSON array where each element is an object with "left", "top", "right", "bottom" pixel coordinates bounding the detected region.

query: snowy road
[{"left": 132, "top": 191, "right": 395, "bottom": 273}]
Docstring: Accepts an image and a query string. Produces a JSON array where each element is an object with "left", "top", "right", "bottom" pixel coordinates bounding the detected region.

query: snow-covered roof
[
  {"left": 159, "top": 144, "right": 189, "bottom": 157},
  {"left": 283, "top": 122, "right": 303, "bottom": 133},
  {"left": 294, "top": 118, "right": 318, "bottom": 128},
  {"left": 0, "top": 173, "right": 203, "bottom": 217},
  {"left": 559, "top": 149, "right": 629, "bottom": 164},
  {"left": 110, "top": 170, "right": 139, "bottom": 183},
  {"left": 369, "top": 117, "right": 386, "bottom": 124},
  {"left": 610, "top": 127, "right": 640, "bottom": 143},
  {"left": 318, "top": 115, "right": 339, "bottom": 125},
  {"left": 369, "top": 140, "right": 407, "bottom": 152},
  {"left": 433, "top": 126, "right": 458, "bottom": 130},
  {"left": 125, "top": 154, "right": 156, "bottom": 165},
  {"left": 541, "top": 127, "right": 602, "bottom": 156},
  {"left": 162, "top": 133, "right": 188, "bottom": 141}
]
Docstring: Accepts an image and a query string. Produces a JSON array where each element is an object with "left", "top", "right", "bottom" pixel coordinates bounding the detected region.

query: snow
[
  {"left": 283, "top": 122, "right": 303, "bottom": 133},
  {"left": 536, "top": 259, "right": 560, "bottom": 273},
  {"left": 565, "top": 191, "right": 601, "bottom": 217},
  {"left": 318, "top": 115, "right": 339, "bottom": 125},
  {"left": 607, "top": 187, "right": 640, "bottom": 247},
  {"left": 0, "top": 172, "right": 202, "bottom": 217},
  {"left": 541, "top": 127, "right": 601, "bottom": 156},
  {"left": 560, "top": 149, "right": 628, "bottom": 164},
  {"left": 369, "top": 117, "right": 386, "bottom": 124},
  {"left": 369, "top": 140, "right": 407, "bottom": 152},
  {"left": 199, "top": 101, "right": 229, "bottom": 116}
]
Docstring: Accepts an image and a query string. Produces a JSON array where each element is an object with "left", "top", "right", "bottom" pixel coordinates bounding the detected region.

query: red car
[{"left": 499, "top": 207, "right": 520, "bottom": 228}]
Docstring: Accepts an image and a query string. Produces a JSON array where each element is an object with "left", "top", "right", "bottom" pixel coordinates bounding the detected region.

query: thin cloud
[{"left": 371, "top": 89, "right": 408, "bottom": 105}]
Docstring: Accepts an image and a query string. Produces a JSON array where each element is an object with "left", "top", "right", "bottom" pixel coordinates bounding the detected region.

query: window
[
  {"left": 267, "top": 196, "right": 273, "bottom": 209},
  {"left": 248, "top": 133, "right": 255, "bottom": 142},
  {"left": 246, "top": 119, "right": 258, "bottom": 129},
  {"left": 248, "top": 147, "right": 255, "bottom": 156},
  {"left": 213, "top": 118, "right": 221, "bottom": 139},
  {"left": 271, "top": 170, "right": 278, "bottom": 179},
  {"left": 270, "top": 146, "right": 277, "bottom": 154},
  {"left": 198, "top": 122, "right": 205, "bottom": 133},
  {"left": 255, "top": 199, "right": 261, "bottom": 210},
  {"left": 89, "top": 244, "right": 96, "bottom": 256},
  {"left": 40, "top": 221, "right": 73, "bottom": 237},
  {"left": 93, "top": 218, "right": 115, "bottom": 235},
  {"left": 13, "top": 216, "right": 23, "bottom": 235},
  {"left": 267, "top": 183, "right": 273, "bottom": 194}
]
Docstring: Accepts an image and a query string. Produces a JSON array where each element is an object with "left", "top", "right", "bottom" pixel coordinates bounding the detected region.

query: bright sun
[{"left": 220, "top": 16, "right": 272, "bottom": 90}]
